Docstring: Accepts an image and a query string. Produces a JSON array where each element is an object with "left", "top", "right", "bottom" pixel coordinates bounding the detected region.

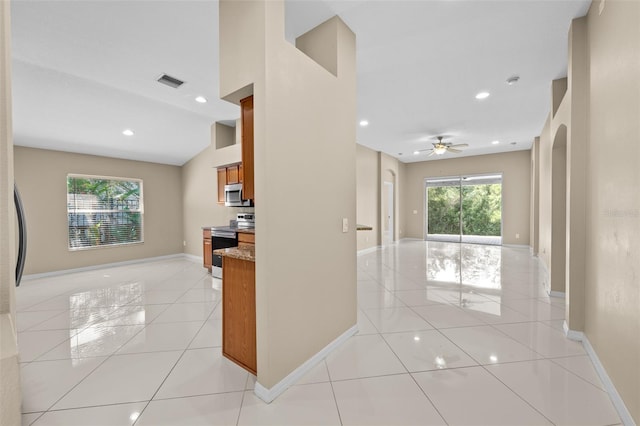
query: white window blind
[{"left": 67, "top": 175, "right": 143, "bottom": 250}]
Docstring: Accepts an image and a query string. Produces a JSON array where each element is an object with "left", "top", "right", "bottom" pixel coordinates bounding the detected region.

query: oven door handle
[{"left": 212, "top": 231, "right": 237, "bottom": 239}]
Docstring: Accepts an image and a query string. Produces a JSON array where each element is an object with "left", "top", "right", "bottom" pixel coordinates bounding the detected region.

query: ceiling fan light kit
[
  {"left": 419, "top": 136, "right": 469, "bottom": 157},
  {"left": 434, "top": 145, "right": 447, "bottom": 155}
]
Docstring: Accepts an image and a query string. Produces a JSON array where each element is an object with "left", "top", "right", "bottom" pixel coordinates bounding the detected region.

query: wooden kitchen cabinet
[
  {"left": 218, "top": 164, "right": 245, "bottom": 204},
  {"left": 217, "top": 168, "right": 226, "bottom": 204},
  {"left": 226, "top": 164, "right": 240, "bottom": 184},
  {"left": 222, "top": 256, "right": 256, "bottom": 374},
  {"left": 237, "top": 231, "right": 255, "bottom": 246},
  {"left": 240, "top": 95, "right": 254, "bottom": 201},
  {"left": 203, "top": 229, "right": 212, "bottom": 272}
]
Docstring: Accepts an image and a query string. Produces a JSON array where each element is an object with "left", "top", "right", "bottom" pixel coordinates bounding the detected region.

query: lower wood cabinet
[
  {"left": 203, "top": 229, "right": 212, "bottom": 272},
  {"left": 222, "top": 256, "right": 257, "bottom": 374},
  {"left": 237, "top": 231, "right": 255, "bottom": 246}
]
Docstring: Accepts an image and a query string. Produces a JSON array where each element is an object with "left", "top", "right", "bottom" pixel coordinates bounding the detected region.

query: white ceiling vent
[{"left": 157, "top": 74, "right": 185, "bottom": 88}]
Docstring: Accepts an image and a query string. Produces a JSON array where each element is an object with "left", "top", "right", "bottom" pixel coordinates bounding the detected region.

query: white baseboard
[
  {"left": 502, "top": 244, "right": 530, "bottom": 249},
  {"left": 563, "top": 320, "right": 583, "bottom": 341},
  {"left": 357, "top": 246, "right": 381, "bottom": 256},
  {"left": 183, "top": 253, "right": 202, "bottom": 263},
  {"left": 254, "top": 325, "right": 358, "bottom": 404},
  {"left": 21, "top": 253, "right": 189, "bottom": 281},
  {"left": 563, "top": 321, "right": 635, "bottom": 426}
]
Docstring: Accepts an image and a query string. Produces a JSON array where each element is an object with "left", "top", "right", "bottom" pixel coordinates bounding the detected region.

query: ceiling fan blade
[
  {"left": 448, "top": 144, "right": 469, "bottom": 149},
  {"left": 447, "top": 148, "right": 462, "bottom": 153},
  {"left": 427, "top": 150, "right": 436, "bottom": 157}
]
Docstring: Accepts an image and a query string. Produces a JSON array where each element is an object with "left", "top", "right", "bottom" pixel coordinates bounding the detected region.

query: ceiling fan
[{"left": 416, "top": 136, "right": 469, "bottom": 157}]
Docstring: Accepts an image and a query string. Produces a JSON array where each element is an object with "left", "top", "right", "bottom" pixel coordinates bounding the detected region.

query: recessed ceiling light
[
  {"left": 195, "top": 96, "right": 207, "bottom": 103},
  {"left": 492, "top": 140, "right": 500, "bottom": 145},
  {"left": 413, "top": 151, "right": 420, "bottom": 155},
  {"left": 475, "top": 91, "right": 490, "bottom": 100},
  {"left": 122, "top": 129, "right": 134, "bottom": 136},
  {"left": 359, "top": 120, "right": 369, "bottom": 127}
]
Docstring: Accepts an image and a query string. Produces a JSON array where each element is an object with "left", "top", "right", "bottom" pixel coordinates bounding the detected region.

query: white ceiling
[{"left": 10, "top": 0, "right": 591, "bottom": 166}]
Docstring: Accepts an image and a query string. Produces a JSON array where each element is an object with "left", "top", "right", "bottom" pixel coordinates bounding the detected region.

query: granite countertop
[
  {"left": 357, "top": 224, "right": 373, "bottom": 231},
  {"left": 214, "top": 245, "right": 255, "bottom": 262}
]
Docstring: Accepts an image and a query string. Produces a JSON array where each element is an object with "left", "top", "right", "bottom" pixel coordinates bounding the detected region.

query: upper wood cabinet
[
  {"left": 217, "top": 168, "right": 226, "bottom": 204},
  {"left": 226, "top": 164, "right": 240, "bottom": 184},
  {"left": 240, "top": 96, "right": 254, "bottom": 201},
  {"left": 218, "top": 164, "right": 243, "bottom": 203}
]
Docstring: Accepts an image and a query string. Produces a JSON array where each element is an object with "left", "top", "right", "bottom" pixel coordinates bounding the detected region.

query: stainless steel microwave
[{"left": 224, "top": 183, "right": 252, "bottom": 207}]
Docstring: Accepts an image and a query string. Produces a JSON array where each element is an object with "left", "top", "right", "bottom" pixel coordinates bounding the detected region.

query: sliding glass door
[{"left": 426, "top": 174, "right": 502, "bottom": 245}]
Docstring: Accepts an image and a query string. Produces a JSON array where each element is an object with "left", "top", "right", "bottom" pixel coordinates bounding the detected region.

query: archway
[{"left": 550, "top": 125, "right": 567, "bottom": 295}]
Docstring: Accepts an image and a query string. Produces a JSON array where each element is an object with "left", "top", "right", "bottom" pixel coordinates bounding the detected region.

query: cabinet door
[
  {"left": 217, "top": 168, "right": 226, "bottom": 204},
  {"left": 237, "top": 232, "right": 255, "bottom": 244},
  {"left": 226, "top": 165, "right": 239, "bottom": 184},
  {"left": 222, "top": 257, "right": 256, "bottom": 374},
  {"left": 203, "top": 230, "right": 212, "bottom": 272},
  {"left": 240, "top": 96, "right": 254, "bottom": 201},
  {"left": 238, "top": 163, "right": 244, "bottom": 183}
]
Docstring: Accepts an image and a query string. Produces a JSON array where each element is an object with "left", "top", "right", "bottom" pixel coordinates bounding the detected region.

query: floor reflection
[
  {"left": 426, "top": 242, "right": 502, "bottom": 290},
  {"left": 66, "top": 282, "right": 146, "bottom": 360},
  {"left": 425, "top": 242, "right": 503, "bottom": 315}
]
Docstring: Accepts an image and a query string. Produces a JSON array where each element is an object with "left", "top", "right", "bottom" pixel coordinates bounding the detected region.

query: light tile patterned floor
[{"left": 17, "top": 241, "right": 621, "bottom": 425}]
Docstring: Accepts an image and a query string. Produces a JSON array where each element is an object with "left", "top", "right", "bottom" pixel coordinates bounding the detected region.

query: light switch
[
  {"left": 413, "top": 210, "right": 418, "bottom": 215},
  {"left": 342, "top": 218, "right": 349, "bottom": 233}
]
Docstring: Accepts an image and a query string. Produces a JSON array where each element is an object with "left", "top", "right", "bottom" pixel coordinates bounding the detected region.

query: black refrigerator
[{"left": 14, "top": 183, "right": 26, "bottom": 286}]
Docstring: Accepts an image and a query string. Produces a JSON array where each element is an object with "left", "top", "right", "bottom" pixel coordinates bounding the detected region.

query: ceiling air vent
[{"left": 157, "top": 74, "right": 185, "bottom": 88}]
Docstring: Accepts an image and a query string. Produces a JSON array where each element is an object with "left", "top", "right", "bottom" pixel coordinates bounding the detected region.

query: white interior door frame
[{"left": 383, "top": 181, "right": 394, "bottom": 245}]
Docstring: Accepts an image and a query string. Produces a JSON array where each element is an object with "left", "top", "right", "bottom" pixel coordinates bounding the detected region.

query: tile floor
[{"left": 16, "top": 241, "right": 622, "bottom": 425}]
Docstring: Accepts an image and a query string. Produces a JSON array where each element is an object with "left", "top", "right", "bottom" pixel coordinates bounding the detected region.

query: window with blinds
[{"left": 67, "top": 174, "right": 143, "bottom": 250}]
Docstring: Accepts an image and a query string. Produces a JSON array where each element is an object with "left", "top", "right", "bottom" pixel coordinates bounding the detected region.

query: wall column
[
  {"left": 0, "top": 0, "right": 22, "bottom": 423},
  {"left": 530, "top": 137, "right": 540, "bottom": 254},
  {"left": 565, "top": 17, "right": 589, "bottom": 332}
]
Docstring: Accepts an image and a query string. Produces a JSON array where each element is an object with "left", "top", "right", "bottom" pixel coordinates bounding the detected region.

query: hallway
[{"left": 17, "top": 241, "right": 621, "bottom": 425}]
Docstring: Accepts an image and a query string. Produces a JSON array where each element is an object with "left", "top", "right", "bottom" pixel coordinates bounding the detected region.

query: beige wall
[
  {"left": 0, "top": 1, "right": 21, "bottom": 423},
  {"left": 402, "top": 151, "right": 531, "bottom": 245},
  {"left": 538, "top": 115, "right": 552, "bottom": 269},
  {"left": 584, "top": 0, "right": 639, "bottom": 420},
  {"left": 535, "top": 2, "right": 639, "bottom": 420},
  {"left": 13, "top": 147, "right": 184, "bottom": 274},
  {"left": 355, "top": 146, "right": 406, "bottom": 251},
  {"left": 220, "top": 1, "right": 357, "bottom": 391},
  {"left": 356, "top": 144, "right": 380, "bottom": 251}
]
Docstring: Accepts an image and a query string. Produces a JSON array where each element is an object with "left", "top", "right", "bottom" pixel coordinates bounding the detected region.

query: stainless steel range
[{"left": 211, "top": 213, "right": 255, "bottom": 278}]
